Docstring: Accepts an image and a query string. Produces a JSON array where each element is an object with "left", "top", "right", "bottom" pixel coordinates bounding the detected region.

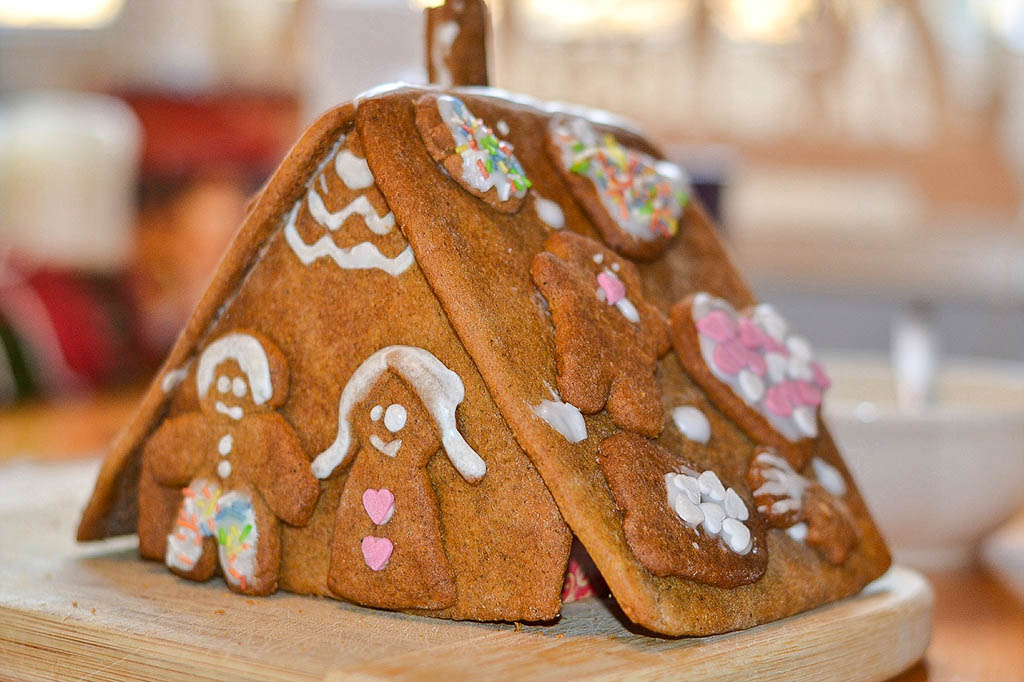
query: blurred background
[{"left": 1, "top": 0, "right": 1024, "bottom": 586}]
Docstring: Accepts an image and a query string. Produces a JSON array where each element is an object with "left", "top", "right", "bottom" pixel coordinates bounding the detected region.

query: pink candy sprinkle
[
  {"left": 764, "top": 384, "right": 794, "bottom": 417},
  {"left": 738, "top": 318, "right": 771, "bottom": 349},
  {"left": 811, "top": 361, "right": 831, "bottom": 390},
  {"left": 742, "top": 347, "right": 767, "bottom": 377},
  {"left": 794, "top": 381, "right": 823, "bottom": 407},
  {"left": 596, "top": 272, "right": 626, "bottom": 305},
  {"left": 713, "top": 340, "right": 747, "bottom": 375},
  {"left": 697, "top": 310, "right": 738, "bottom": 342}
]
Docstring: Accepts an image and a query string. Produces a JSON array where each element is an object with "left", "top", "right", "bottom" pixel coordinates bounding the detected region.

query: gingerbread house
[{"left": 77, "top": 1, "right": 889, "bottom": 636}]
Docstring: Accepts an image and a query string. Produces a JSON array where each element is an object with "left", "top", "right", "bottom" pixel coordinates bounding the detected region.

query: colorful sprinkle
[
  {"left": 551, "top": 116, "right": 690, "bottom": 242},
  {"left": 436, "top": 95, "right": 531, "bottom": 203}
]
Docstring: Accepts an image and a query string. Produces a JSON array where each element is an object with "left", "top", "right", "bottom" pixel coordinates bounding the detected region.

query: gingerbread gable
[{"left": 79, "top": 85, "right": 889, "bottom": 636}]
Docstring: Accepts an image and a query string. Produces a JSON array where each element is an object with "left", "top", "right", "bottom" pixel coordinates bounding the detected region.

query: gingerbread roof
[{"left": 78, "top": 84, "right": 889, "bottom": 636}]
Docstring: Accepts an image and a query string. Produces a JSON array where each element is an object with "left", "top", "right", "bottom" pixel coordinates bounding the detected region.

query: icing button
[
  {"left": 218, "top": 434, "right": 233, "bottom": 456},
  {"left": 671, "top": 406, "right": 711, "bottom": 444}
]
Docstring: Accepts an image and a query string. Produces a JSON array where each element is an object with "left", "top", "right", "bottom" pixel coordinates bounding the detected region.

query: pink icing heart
[
  {"left": 713, "top": 340, "right": 747, "bottom": 375},
  {"left": 764, "top": 384, "right": 794, "bottom": 417},
  {"left": 697, "top": 310, "right": 738, "bottom": 342},
  {"left": 596, "top": 272, "right": 626, "bottom": 305},
  {"left": 361, "top": 536, "right": 393, "bottom": 571},
  {"left": 362, "top": 488, "right": 395, "bottom": 526}
]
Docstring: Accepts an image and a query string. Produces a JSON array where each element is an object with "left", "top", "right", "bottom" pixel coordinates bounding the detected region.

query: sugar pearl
[
  {"left": 724, "top": 488, "right": 748, "bottom": 521},
  {"left": 698, "top": 470, "right": 726, "bottom": 502},
  {"left": 722, "top": 518, "right": 752, "bottom": 554},
  {"left": 699, "top": 502, "right": 726, "bottom": 534},
  {"left": 674, "top": 495, "right": 705, "bottom": 527}
]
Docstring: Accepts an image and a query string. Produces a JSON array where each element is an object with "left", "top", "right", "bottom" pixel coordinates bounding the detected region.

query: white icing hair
[
  {"left": 311, "top": 345, "right": 486, "bottom": 483},
  {"left": 196, "top": 333, "right": 274, "bottom": 405}
]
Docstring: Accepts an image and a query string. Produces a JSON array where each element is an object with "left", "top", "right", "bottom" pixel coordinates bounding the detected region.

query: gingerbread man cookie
[
  {"left": 671, "top": 292, "right": 832, "bottom": 468},
  {"left": 546, "top": 115, "right": 689, "bottom": 261},
  {"left": 531, "top": 231, "right": 670, "bottom": 437},
  {"left": 140, "top": 331, "right": 320, "bottom": 595},
  {"left": 416, "top": 93, "right": 531, "bottom": 213},
  {"left": 311, "top": 346, "right": 486, "bottom": 610},
  {"left": 598, "top": 433, "right": 768, "bottom": 587},
  {"left": 746, "top": 448, "right": 857, "bottom": 565}
]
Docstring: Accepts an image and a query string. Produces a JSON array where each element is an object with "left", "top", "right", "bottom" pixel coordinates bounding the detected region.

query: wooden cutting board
[{"left": 0, "top": 459, "right": 932, "bottom": 681}]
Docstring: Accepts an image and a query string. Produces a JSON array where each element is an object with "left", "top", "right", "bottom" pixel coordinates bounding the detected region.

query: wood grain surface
[{"left": 0, "top": 460, "right": 931, "bottom": 681}]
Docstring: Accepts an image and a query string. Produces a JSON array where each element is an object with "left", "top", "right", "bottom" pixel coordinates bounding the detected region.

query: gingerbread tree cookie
[
  {"left": 547, "top": 115, "right": 689, "bottom": 260},
  {"left": 531, "top": 231, "right": 670, "bottom": 437},
  {"left": 311, "top": 346, "right": 486, "bottom": 610},
  {"left": 140, "top": 331, "right": 320, "bottom": 595},
  {"left": 598, "top": 433, "right": 768, "bottom": 587},
  {"left": 746, "top": 448, "right": 858, "bottom": 564},
  {"left": 671, "top": 292, "right": 832, "bottom": 468}
]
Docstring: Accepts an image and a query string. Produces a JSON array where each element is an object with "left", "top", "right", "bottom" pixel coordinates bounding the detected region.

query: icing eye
[
  {"left": 611, "top": 262, "right": 621, "bottom": 272},
  {"left": 384, "top": 404, "right": 407, "bottom": 433},
  {"left": 217, "top": 376, "right": 230, "bottom": 393},
  {"left": 370, "top": 405, "right": 383, "bottom": 421},
  {"left": 232, "top": 377, "right": 247, "bottom": 398},
  {"left": 592, "top": 253, "right": 604, "bottom": 264}
]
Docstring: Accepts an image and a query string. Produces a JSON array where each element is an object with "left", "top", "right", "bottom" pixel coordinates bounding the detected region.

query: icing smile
[
  {"left": 370, "top": 434, "right": 402, "bottom": 457},
  {"left": 216, "top": 401, "right": 243, "bottom": 420}
]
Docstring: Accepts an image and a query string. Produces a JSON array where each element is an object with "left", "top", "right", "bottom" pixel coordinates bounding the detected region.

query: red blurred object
[
  {"left": 0, "top": 259, "right": 140, "bottom": 401},
  {"left": 118, "top": 91, "right": 300, "bottom": 178}
]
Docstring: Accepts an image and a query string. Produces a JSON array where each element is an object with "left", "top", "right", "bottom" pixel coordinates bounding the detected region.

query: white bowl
[{"left": 824, "top": 355, "right": 1024, "bottom": 570}]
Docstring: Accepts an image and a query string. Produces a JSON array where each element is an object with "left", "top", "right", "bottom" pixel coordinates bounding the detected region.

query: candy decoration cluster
[
  {"left": 665, "top": 469, "right": 752, "bottom": 554},
  {"left": 691, "top": 293, "right": 831, "bottom": 441},
  {"left": 436, "top": 95, "right": 531, "bottom": 202},
  {"left": 550, "top": 116, "right": 689, "bottom": 242}
]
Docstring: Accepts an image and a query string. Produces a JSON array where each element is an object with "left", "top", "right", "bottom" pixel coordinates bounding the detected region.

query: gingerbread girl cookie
[
  {"left": 140, "top": 331, "right": 320, "bottom": 595},
  {"left": 531, "top": 231, "right": 670, "bottom": 437},
  {"left": 311, "top": 346, "right": 486, "bottom": 610}
]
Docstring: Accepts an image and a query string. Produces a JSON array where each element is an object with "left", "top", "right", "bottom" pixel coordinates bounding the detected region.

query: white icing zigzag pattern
[{"left": 284, "top": 137, "right": 414, "bottom": 276}]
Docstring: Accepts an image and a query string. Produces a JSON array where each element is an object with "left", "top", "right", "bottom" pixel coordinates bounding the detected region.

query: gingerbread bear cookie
[
  {"left": 746, "top": 448, "right": 858, "bottom": 564},
  {"left": 531, "top": 231, "right": 670, "bottom": 437},
  {"left": 598, "top": 432, "right": 768, "bottom": 587},
  {"left": 416, "top": 93, "right": 531, "bottom": 213},
  {"left": 671, "top": 292, "right": 832, "bottom": 468},
  {"left": 311, "top": 346, "right": 486, "bottom": 610},
  {"left": 546, "top": 115, "right": 689, "bottom": 261},
  {"left": 140, "top": 331, "right": 320, "bottom": 595}
]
